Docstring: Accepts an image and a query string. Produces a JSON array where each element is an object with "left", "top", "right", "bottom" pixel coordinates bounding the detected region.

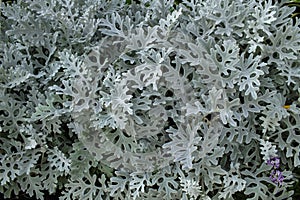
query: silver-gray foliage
[{"left": 0, "top": 0, "right": 299, "bottom": 199}]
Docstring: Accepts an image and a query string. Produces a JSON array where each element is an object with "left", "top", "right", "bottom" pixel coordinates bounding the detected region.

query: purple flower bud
[
  {"left": 270, "top": 169, "right": 284, "bottom": 185},
  {"left": 267, "top": 157, "right": 280, "bottom": 169}
]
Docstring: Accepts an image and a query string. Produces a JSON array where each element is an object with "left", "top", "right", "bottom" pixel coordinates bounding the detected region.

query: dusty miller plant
[{"left": 0, "top": 0, "right": 300, "bottom": 199}]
